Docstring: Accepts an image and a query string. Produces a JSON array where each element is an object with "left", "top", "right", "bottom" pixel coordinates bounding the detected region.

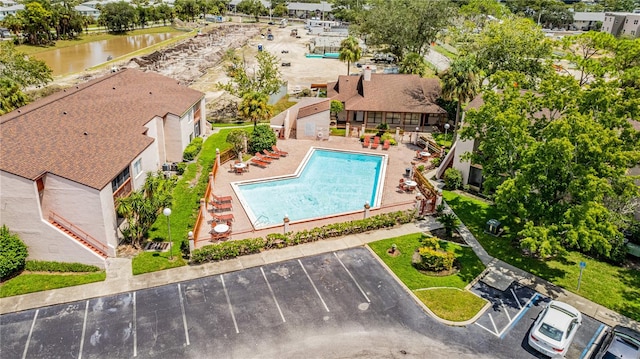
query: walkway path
[{"left": 424, "top": 48, "right": 451, "bottom": 73}]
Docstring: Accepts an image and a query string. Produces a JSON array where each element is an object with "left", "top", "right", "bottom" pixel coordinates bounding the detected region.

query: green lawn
[
  {"left": 432, "top": 132, "right": 452, "bottom": 149},
  {"left": 414, "top": 288, "right": 486, "bottom": 322},
  {"left": 368, "top": 233, "right": 486, "bottom": 321},
  {"left": 0, "top": 272, "right": 106, "bottom": 297},
  {"left": 369, "top": 233, "right": 485, "bottom": 289},
  {"left": 132, "top": 129, "right": 240, "bottom": 275},
  {"left": 432, "top": 44, "right": 458, "bottom": 60},
  {"left": 443, "top": 190, "right": 640, "bottom": 322}
]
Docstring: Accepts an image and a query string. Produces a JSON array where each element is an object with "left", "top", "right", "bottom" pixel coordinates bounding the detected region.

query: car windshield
[
  {"left": 603, "top": 334, "right": 640, "bottom": 359},
  {"left": 539, "top": 322, "right": 564, "bottom": 342}
]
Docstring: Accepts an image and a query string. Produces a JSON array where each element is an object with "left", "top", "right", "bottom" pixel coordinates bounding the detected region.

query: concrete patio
[{"left": 195, "top": 133, "right": 435, "bottom": 248}]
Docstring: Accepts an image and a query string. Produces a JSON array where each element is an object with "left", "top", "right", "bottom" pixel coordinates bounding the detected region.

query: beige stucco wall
[
  {"left": 132, "top": 139, "right": 162, "bottom": 191},
  {"left": 164, "top": 113, "right": 183, "bottom": 163},
  {"left": 145, "top": 116, "right": 166, "bottom": 166},
  {"left": 452, "top": 137, "right": 474, "bottom": 185},
  {"left": 296, "top": 111, "right": 330, "bottom": 139},
  {"left": 0, "top": 171, "right": 106, "bottom": 267}
]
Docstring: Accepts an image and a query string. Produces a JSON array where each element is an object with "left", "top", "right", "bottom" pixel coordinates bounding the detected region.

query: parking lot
[{"left": 1, "top": 248, "right": 607, "bottom": 359}]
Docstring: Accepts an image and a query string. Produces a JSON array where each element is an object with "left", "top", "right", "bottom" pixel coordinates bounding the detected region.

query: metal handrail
[{"left": 49, "top": 211, "right": 108, "bottom": 255}]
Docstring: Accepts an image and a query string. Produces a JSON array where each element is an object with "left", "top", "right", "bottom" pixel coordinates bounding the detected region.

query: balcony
[{"left": 112, "top": 177, "right": 132, "bottom": 201}]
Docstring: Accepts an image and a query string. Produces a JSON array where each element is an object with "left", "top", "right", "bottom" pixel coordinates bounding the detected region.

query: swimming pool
[{"left": 232, "top": 148, "right": 387, "bottom": 228}]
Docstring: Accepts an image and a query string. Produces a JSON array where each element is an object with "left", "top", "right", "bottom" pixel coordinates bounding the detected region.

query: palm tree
[
  {"left": 438, "top": 56, "right": 481, "bottom": 143},
  {"left": 238, "top": 91, "right": 273, "bottom": 128},
  {"left": 399, "top": 52, "right": 427, "bottom": 77},
  {"left": 436, "top": 213, "right": 460, "bottom": 238},
  {"left": 339, "top": 36, "right": 362, "bottom": 75}
]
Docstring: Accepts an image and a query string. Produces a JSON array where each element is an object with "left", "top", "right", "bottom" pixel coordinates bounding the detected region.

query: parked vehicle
[
  {"left": 281, "top": 62, "right": 291, "bottom": 67},
  {"left": 528, "top": 301, "right": 582, "bottom": 358},
  {"left": 281, "top": 49, "right": 289, "bottom": 53},
  {"left": 595, "top": 325, "right": 640, "bottom": 359},
  {"left": 372, "top": 53, "right": 396, "bottom": 64},
  {"left": 267, "top": 34, "right": 274, "bottom": 41}
]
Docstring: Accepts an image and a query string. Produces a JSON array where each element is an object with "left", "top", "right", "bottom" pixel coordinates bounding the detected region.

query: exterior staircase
[{"left": 49, "top": 215, "right": 108, "bottom": 259}]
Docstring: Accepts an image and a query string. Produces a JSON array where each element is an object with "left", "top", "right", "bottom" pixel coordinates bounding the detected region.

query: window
[
  {"left": 187, "top": 109, "right": 193, "bottom": 124},
  {"left": 385, "top": 112, "right": 402, "bottom": 125},
  {"left": 367, "top": 111, "right": 383, "bottom": 124},
  {"left": 405, "top": 113, "right": 420, "bottom": 126},
  {"left": 133, "top": 158, "right": 142, "bottom": 177},
  {"left": 111, "top": 167, "right": 130, "bottom": 192}
]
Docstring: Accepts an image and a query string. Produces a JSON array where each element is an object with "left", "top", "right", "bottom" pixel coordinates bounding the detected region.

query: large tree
[
  {"left": 355, "top": 0, "right": 456, "bottom": 59},
  {"left": 174, "top": 0, "right": 198, "bottom": 21},
  {"left": 236, "top": 0, "right": 265, "bottom": 22},
  {"left": 439, "top": 55, "right": 481, "bottom": 142},
  {"left": 18, "top": 1, "right": 53, "bottom": 45},
  {"left": 338, "top": 36, "right": 361, "bottom": 75},
  {"left": 0, "top": 42, "right": 52, "bottom": 114},
  {"left": 459, "top": 72, "right": 640, "bottom": 261},
  {"left": 399, "top": 52, "right": 428, "bottom": 77},
  {"left": 462, "top": 16, "right": 552, "bottom": 86},
  {"left": 218, "top": 50, "right": 284, "bottom": 98},
  {"left": 98, "top": 1, "right": 137, "bottom": 33},
  {"left": 331, "top": 0, "right": 365, "bottom": 22}
]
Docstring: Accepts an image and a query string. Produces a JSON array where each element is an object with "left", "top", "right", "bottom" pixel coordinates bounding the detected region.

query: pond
[{"left": 31, "top": 33, "right": 178, "bottom": 76}]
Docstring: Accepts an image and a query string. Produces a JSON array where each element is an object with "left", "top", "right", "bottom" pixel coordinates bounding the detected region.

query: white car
[{"left": 528, "top": 301, "right": 582, "bottom": 358}]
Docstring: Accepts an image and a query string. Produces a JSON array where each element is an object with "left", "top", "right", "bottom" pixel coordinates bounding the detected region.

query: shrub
[
  {"left": 191, "top": 210, "right": 417, "bottom": 264},
  {"left": 176, "top": 162, "right": 187, "bottom": 175},
  {"left": 182, "top": 137, "right": 204, "bottom": 161},
  {"left": 249, "top": 124, "right": 277, "bottom": 154},
  {"left": 24, "top": 260, "right": 100, "bottom": 273},
  {"left": 381, "top": 132, "right": 397, "bottom": 145},
  {"left": 420, "top": 235, "right": 441, "bottom": 249},
  {"left": 0, "top": 225, "right": 28, "bottom": 280},
  {"left": 437, "top": 213, "right": 460, "bottom": 238},
  {"left": 414, "top": 247, "right": 455, "bottom": 272},
  {"left": 431, "top": 157, "right": 442, "bottom": 167},
  {"left": 443, "top": 168, "right": 463, "bottom": 190}
]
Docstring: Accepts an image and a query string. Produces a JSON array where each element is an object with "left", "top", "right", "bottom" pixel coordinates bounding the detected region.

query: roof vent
[
  {"left": 17, "top": 110, "right": 21, "bottom": 113},
  {"left": 113, "top": 87, "right": 116, "bottom": 90},
  {"left": 63, "top": 111, "right": 67, "bottom": 115},
  {"left": 84, "top": 132, "right": 88, "bottom": 136},
  {"left": 76, "top": 86, "right": 79, "bottom": 89},
  {"left": 149, "top": 91, "right": 152, "bottom": 95},
  {"left": 63, "top": 89, "right": 66, "bottom": 92}
]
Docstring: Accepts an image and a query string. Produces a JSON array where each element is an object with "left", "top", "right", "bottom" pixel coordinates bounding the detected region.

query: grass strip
[
  {"left": 443, "top": 190, "right": 640, "bottom": 322},
  {"left": 0, "top": 272, "right": 106, "bottom": 297},
  {"left": 414, "top": 288, "right": 486, "bottom": 322}
]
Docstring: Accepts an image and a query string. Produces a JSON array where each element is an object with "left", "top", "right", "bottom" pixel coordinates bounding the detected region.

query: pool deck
[{"left": 196, "top": 134, "right": 433, "bottom": 248}]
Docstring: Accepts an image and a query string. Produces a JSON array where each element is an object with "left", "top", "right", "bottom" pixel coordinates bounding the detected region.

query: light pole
[
  {"left": 444, "top": 123, "right": 450, "bottom": 143},
  {"left": 163, "top": 207, "right": 173, "bottom": 260}
]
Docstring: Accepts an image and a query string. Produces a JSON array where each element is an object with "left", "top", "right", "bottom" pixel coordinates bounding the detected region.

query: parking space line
[
  {"left": 260, "top": 267, "right": 286, "bottom": 323},
  {"left": 177, "top": 284, "right": 190, "bottom": 345},
  {"left": 220, "top": 275, "right": 240, "bottom": 333},
  {"left": 498, "top": 293, "right": 540, "bottom": 339},
  {"left": 133, "top": 291, "right": 137, "bottom": 357},
  {"left": 489, "top": 314, "right": 498, "bottom": 334},
  {"left": 510, "top": 288, "right": 523, "bottom": 309},
  {"left": 78, "top": 301, "right": 89, "bottom": 359},
  {"left": 476, "top": 321, "right": 499, "bottom": 336},
  {"left": 580, "top": 324, "right": 606, "bottom": 359},
  {"left": 333, "top": 252, "right": 370, "bottom": 303},
  {"left": 21, "top": 309, "right": 38, "bottom": 359},
  {"left": 500, "top": 299, "right": 512, "bottom": 321},
  {"left": 298, "top": 259, "right": 330, "bottom": 312}
]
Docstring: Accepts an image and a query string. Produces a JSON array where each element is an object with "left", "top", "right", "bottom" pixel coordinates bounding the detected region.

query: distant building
[
  {"left": 602, "top": 12, "right": 640, "bottom": 38},
  {"left": 572, "top": 12, "right": 605, "bottom": 31}
]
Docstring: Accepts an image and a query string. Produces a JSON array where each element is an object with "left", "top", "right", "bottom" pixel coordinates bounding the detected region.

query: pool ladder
[{"left": 253, "top": 215, "right": 270, "bottom": 227}]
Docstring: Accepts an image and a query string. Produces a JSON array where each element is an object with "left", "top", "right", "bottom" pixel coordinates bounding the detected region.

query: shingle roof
[
  {"left": 0, "top": 69, "right": 203, "bottom": 190},
  {"left": 328, "top": 73, "right": 445, "bottom": 114},
  {"left": 297, "top": 99, "right": 331, "bottom": 118}
]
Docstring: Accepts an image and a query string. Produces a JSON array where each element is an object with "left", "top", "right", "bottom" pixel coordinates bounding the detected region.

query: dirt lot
[{"left": 189, "top": 22, "right": 351, "bottom": 101}]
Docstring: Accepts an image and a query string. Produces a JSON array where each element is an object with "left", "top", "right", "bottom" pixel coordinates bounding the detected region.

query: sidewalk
[{"left": 0, "top": 224, "right": 422, "bottom": 315}]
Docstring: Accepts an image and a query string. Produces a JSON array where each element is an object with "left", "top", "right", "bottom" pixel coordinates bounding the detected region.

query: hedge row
[
  {"left": 192, "top": 210, "right": 416, "bottom": 264},
  {"left": 25, "top": 260, "right": 101, "bottom": 273},
  {"left": 183, "top": 137, "right": 204, "bottom": 161}
]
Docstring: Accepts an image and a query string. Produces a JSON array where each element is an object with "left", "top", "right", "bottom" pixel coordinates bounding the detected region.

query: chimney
[{"left": 364, "top": 66, "right": 372, "bottom": 81}]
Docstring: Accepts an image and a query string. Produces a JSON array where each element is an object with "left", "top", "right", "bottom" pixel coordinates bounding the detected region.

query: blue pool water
[{"left": 233, "top": 148, "right": 386, "bottom": 228}]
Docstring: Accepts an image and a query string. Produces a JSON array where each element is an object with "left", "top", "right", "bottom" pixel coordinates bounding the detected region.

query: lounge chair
[
  {"left": 263, "top": 149, "right": 281, "bottom": 159},
  {"left": 250, "top": 157, "right": 269, "bottom": 168},
  {"left": 209, "top": 201, "right": 232, "bottom": 212},
  {"left": 382, "top": 139, "right": 390, "bottom": 150},
  {"left": 211, "top": 213, "right": 234, "bottom": 223},
  {"left": 371, "top": 136, "right": 380, "bottom": 149},
  {"left": 255, "top": 153, "right": 273, "bottom": 163},
  {"left": 212, "top": 194, "right": 232, "bottom": 203},
  {"left": 362, "top": 136, "right": 370, "bottom": 148},
  {"left": 272, "top": 146, "right": 288, "bottom": 156}
]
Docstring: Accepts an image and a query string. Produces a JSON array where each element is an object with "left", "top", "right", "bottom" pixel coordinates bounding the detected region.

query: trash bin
[
  {"left": 486, "top": 219, "right": 502, "bottom": 236},
  {"left": 258, "top": 44, "right": 263, "bottom": 52},
  {"left": 405, "top": 168, "right": 411, "bottom": 177}
]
